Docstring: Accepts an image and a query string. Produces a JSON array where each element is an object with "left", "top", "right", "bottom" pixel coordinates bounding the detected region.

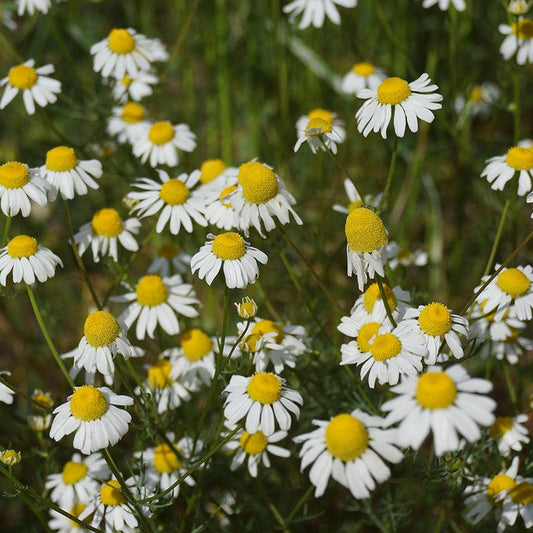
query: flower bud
[
  {"left": 0, "top": 450, "right": 21, "bottom": 466},
  {"left": 235, "top": 297, "right": 258, "bottom": 319}
]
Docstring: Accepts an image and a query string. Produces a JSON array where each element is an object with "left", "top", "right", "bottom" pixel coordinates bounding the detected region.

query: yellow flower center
[
  {"left": 121, "top": 102, "right": 145, "bottom": 124},
  {"left": 200, "top": 159, "right": 227, "bottom": 184},
  {"left": 370, "top": 333, "right": 402, "bottom": 361},
  {"left": 489, "top": 417, "right": 514, "bottom": 438},
  {"left": 244, "top": 319, "right": 284, "bottom": 352},
  {"left": 510, "top": 482, "right": 533, "bottom": 504},
  {"left": 7, "top": 235, "right": 38, "bottom": 258},
  {"left": 487, "top": 474, "right": 516, "bottom": 499},
  {"left": 307, "top": 108, "right": 334, "bottom": 124},
  {"left": 238, "top": 162, "right": 279, "bottom": 204},
  {"left": 108, "top": 28, "right": 135, "bottom": 54},
  {"left": 219, "top": 185, "right": 238, "bottom": 207},
  {"left": 469, "top": 85, "right": 484, "bottom": 103},
  {"left": 418, "top": 302, "right": 452, "bottom": 337},
  {"left": 363, "top": 283, "right": 397, "bottom": 314},
  {"left": 33, "top": 393, "right": 53, "bottom": 408},
  {"left": 83, "top": 311, "right": 121, "bottom": 348},
  {"left": 497, "top": 268, "right": 530, "bottom": 297},
  {"left": 247, "top": 372, "right": 282, "bottom": 404},
  {"left": 182, "top": 328, "right": 213, "bottom": 361},
  {"left": 159, "top": 242, "right": 179, "bottom": 259},
  {"left": 239, "top": 431, "right": 268, "bottom": 455},
  {"left": 62, "top": 461, "right": 89, "bottom": 485},
  {"left": 356, "top": 322, "right": 381, "bottom": 352},
  {"left": 352, "top": 62, "right": 375, "bottom": 77},
  {"left": 513, "top": 18, "right": 533, "bottom": 39},
  {"left": 212, "top": 232, "right": 246, "bottom": 260},
  {"left": 480, "top": 299, "right": 508, "bottom": 322},
  {"left": 377, "top": 77, "right": 412, "bottom": 105},
  {"left": 148, "top": 121, "right": 174, "bottom": 145},
  {"left": 305, "top": 117, "right": 332, "bottom": 135},
  {"left": 91, "top": 208, "right": 124, "bottom": 238},
  {"left": 153, "top": 443, "right": 180, "bottom": 473},
  {"left": 325, "top": 413, "right": 369, "bottom": 462},
  {"left": 46, "top": 146, "right": 78, "bottom": 172},
  {"left": 416, "top": 372, "right": 457, "bottom": 410},
  {"left": 136, "top": 275, "right": 168, "bottom": 306},
  {"left": 159, "top": 179, "right": 189, "bottom": 205},
  {"left": 68, "top": 502, "right": 87, "bottom": 527},
  {"left": 147, "top": 360, "right": 173, "bottom": 388},
  {"left": 100, "top": 480, "right": 126, "bottom": 506},
  {"left": 70, "top": 386, "right": 109, "bottom": 421},
  {"left": 8, "top": 65, "right": 37, "bottom": 90},
  {"left": 237, "top": 299, "right": 258, "bottom": 319},
  {"left": 345, "top": 207, "right": 387, "bottom": 253},
  {"left": 121, "top": 75, "right": 133, "bottom": 86},
  {"left": 0, "top": 162, "right": 29, "bottom": 189},
  {"left": 506, "top": 146, "right": 533, "bottom": 171}
]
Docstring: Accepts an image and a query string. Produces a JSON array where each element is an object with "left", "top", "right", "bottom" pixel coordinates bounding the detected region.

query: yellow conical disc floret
[
  {"left": 69, "top": 503, "right": 87, "bottom": 525},
  {"left": 62, "top": 461, "right": 89, "bottom": 485},
  {"left": 147, "top": 360, "right": 173, "bottom": 388},
  {"left": 377, "top": 77, "right": 411, "bottom": 105},
  {"left": 160, "top": 179, "right": 189, "bottom": 205},
  {"left": 108, "top": 28, "right": 135, "bottom": 54},
  {"left": 357, "top": 322, "right": 381, "bottom": 352},
  {"left": 212, "top": 232, "right": 246, "bottom": 260},
  {"left": 307, "top": 108, "right": 334, "bottom": 124},
  {"left": 497, "top": 268, "right": 530, "bottom": 297},
  {"left": 136, "top": 275, "right": 168, "bottom": 306},
  {"left": 489, "top": 417, "right": 514, "bottom": 438},
  {"left": 370, "top": 333, "right": 402, "bottom": 361},
  {"left": 100, "top": 480, "right": 126, "bottom": 506},
  {"left": 0, "top": 162, "right": 29, "bottom": 189},
  {"left": 244, "top": 319, "right": 284, "bottom": 352},
  {"left": 513, "top": 18, "right": 533, "bottom": 39},
  {"left": 84, "top": 311, "right": 121, "bottom": 347},
  {"left": 247, "top": 372, "right": 282, "bottom": 404},
  {"left": 363, "top": 283, "right": 397, "bottom": 313},
  {"left": 121, "top": 102, "right": 145, "bottom": 124},
  {"left": 182, "top": 329, "right": 213, "bottom": 361},
  {"left": 153, "top": 444, "right": 180, "bottom": 473},
  {"left": 92, "top": 208, "right": 124, "bottom": 238},
  {"left": 8, "top": 65, "right": 37, "bottom": 90},
  {"left": 219, "top": 185, "right": 238, "bottom": 207},
  {"left": 352, "top": 62, "right": 375, "bottom": 77},
  {"left": 7, "top": 235, "right": 38, "bottom": 258},
  {"left": 418, "top": 303, "right": 452, "bottom": 337},
  {"left": 345, "top": 208, "right": 387, "bottom": 253},
  {"left": 506, "top": 147, "right": 533, "bottom": 171},
  {"left": 325, "top": 413, "right": 369, "bottom": 461},
  {"left": 240, "top": 431, "right": 268, "bottom": 455},
  {"left": 487, "top": 474, "right": 516, "bottom": 500},
  {"left": 305, "top": 117, "right": 332, "bottom": 135},
  {"left": 70, "top": 386, "right": 109, "bottom": 421},
  {"left": 149, "top": 121, "right": 174, "bottom": 145},
  {"left": 46, "top": 146, "right": 78, "bottom": 172},
  {"left": 200, "top": 159, "right": 227, "bottom": 184},
  {"left": 238, "top": 162, "right": 279, "bottom": 204},
  {"left": 415, "top": 372, "right": 457, "bottom": 410}
]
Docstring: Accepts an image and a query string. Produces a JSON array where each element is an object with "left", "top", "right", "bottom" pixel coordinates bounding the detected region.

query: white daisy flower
[
  {"left": 191, "top": 232, "right": 268, "bottom": 289},
  {"left": 385, "top": 241, "right": 428, "bottom": 270},
  {"left": 499, "top": 18, "right": 533, "bottom": 65},
  {"left": 403, "top": 302, "right": 468, "bottom": 364},
  {"left": 74, "top": 208, "right": 140, "bottom": 263},
  {"left": 356, "top": 73, "right": 443, "bottom": 138},
  {"left": 16, "top": 0, "right": 51, "bottom": 16},
  {"left": 0, "top": 372, "right": 14, "bottom": 404},
  {"left": 127, "top": 170, "right": 206, "bottom": 235},
  {"left": 283, "top": 0, "right": 358, "bottom": 29},
  {"left": 454, "top": 82, "right": 500, "bottom": 119},
  {"left": 499, "top": 476, "right": 533, "bottom": 532},
  {"left": 0, "top": 161, "right": 48, "bottom": 217},
  {"left": 332, "top": 178, "right": 381, "bottom": 215},
  {"left": 230, "top": 161, "right": 302, "bottom": 237},
  {"left": 48, "top": 504, "right": 92, "bottom": 533},
  {"left": 49, "top": 385, "right": 134, "bottom": 454},
  {"left": 294, "top": 108, "right": 346, "bottom": 155},
  {"left": 469, "top": 299, "right": 525, "bottom": 342},
  {"left": 148, "top": 241, "right": 191, "bottom": 276},
  {"left": 345, "top": 207, "right": 388, "bottom": 291},
  {"left": 45, "top": 453, "right": 109, "bottom": 509},
  {"left": 112, "top": 274, "right": 200, "bottom": 340},
  {"left": 40, "top": 146, "right": 103, "bottom": 201},
  {"left": 202, "top": 173, "right": 240, "bottom": 230},
  {"left": 422, "top": 0, "right": 466, "bottom": 11},
  {"left": 489, "top": 414, "right": 530, "bottom": 456},
  {"left": 106, "top": 102, "right": 148, "bottom": 144},
  {"left": 479, "top": 328, "right": 533, "bottom": 365},
  {"left": 131, "top": 120, "right": 196, "bottom": 168},
  {"left": 481, "top": 143, "right": 533, "bottom": 196},
  {"left": 223, "top": 372, "right": 303, "bottom": 436},
  {"left": 0, "top": 59, "right": 61, "bottom": 115},
  {"left": 225, "top": 426, "right": 290, "bottom": 478},
  {"left": 0, "top": 234, "right": 62, "bottom": 285},
  {"left": 382, "top": 364, "right": 496, "bottom": 456},
  {"left": 341, "top": 62, "right": 385, "bottom": 94},
  {"left": 198, "top": 158, "right": 229, "bottom": 187},
  {"left": 111, "top": 71, "right": 158, "bottom": 103},
  {"left": 294, "top": 409, "right": 403, "bottom": 498}
]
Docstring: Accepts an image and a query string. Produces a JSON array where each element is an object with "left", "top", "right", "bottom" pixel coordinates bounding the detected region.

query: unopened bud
[
  {"left": 0, "top": 450, "right": 21, "bottom": 466},
  {"left": 508, "top": 1, "right": 531, "bottom": 14},
  {"left": 235, "top": 297, "right": 258, "bottom": 319}
]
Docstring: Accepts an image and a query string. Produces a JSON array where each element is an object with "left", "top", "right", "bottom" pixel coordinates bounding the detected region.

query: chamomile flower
[
  {"left": 112, "top": 274, "right": 200, "bottom": 340},
  {"left": 191, "top": 232, "right": 268, "bottom": 289},
  {"left": 202, "top": 173, "right": 240, "bottom": 230},
  {"left": 225, "top": 426, "right": 290, "bottom": 478},
  {"left": 332, "top": 178, "right": 381, "bottom": 214},
  {"left": 283, "top": 0, "right": 358, "bottom": 29},
  {"left": 422, "top": 0, "right": 466, "bottom": 10},
  {"left": 345, "top": 207, "right": 388, "bottom": 291},
  {"left": 111, "top": 71, "right": 158, "bottom": 102},
  {"left": 0, "top": 372, "right": 14, "bottom": 404},
  {"left": 481, "top": 144, "right": 533, "bottom": 196},
  {"left": 41, "top": 146, "right": 103, "bottom": 201},
  {"left": 341, "top": 62, "right": 385, "bottom": 94},
  {"left": 356, "top": 73, "right": 443, "bottom": 138},
  {"left": 470, "top": 299, "right": 525, "bottom": 342},
  {"left": 127, "top": 170, "right": 206, "bottom": 235},
  {"left": 107, "top": 102, "right": 148, "bottom": 144},
  {"left": 223, "top": 372, "right": 303, "bottom": 436},
  {"left": 294, "top": 409, "right": 403, "bottom": 498},
  {"left": 294, "top": 108, "right": 346, "bottom": 154},
  {"left": 480, "top": 329, "right": 533, "bottom": 364},
  {"left": 489, "top": 415, "right": 530, "bottom": 456},
  {"left": 0, "top": 235, "right": 62, "bottom": 285},
  {"left": 455, "top": 82, "right": 500, "bottom": 118},
  {"left": 131, "top": 120, "right": 196, "bottom": 168},
  {"left": 0, "top": 161, "right": 48, "bottom": 217},
  {"left": 508, "top": 1, "right": 532, "bottom": 15},
  {"left": 382, "top": 365, "right": 496, "bottom": 456},
  {"left": 74, "top": 209, "right": 140, "bottom": 263},
  {"left": 230, "top": 161, "right": 302, "bottom": 237},
  {"left": 499, "top": 18, "right": 533, "bottom": 65},
  {"left": 148, "top": 241, "right": 191, "bottom": 276},
  {"left": 0, "top": 59, "right": 61, "bottom": 115},
  {"left": 385, "top": 241, "right": 428, "bottom": 270},
  {"left": 499, "top": 477, "right": 533, "bottom": 532},
  {"left": 49, "top": 386, "right": 134, "bottom": 454},
  {"left": 48, "top": 503, "right": 91, "bottom": 533},
  {"left": 45, "top": 453, "right": 110, "bottom": 508},
  {"left": 16, "top": 0, "right": 51, "bottom": 15},
  {"left": 198, "top": 158, "right": 229, "bottom": 187}
]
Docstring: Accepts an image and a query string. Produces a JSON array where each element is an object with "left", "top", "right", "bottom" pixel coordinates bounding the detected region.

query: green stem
[
  {"left": 482, "top": 198, "right": 511, "bottom": 277},
  {"left": 285, "top": 484, "right": 314, "bottom": 525},
  {"left": 503, "top": 363, "right": 518, "bottom": 411},
  {"left": 1, "top": 215, "right": 11, "bottom": 247},
  {"left": 0, "top": 376, "right": 54, "bottom": 411},
  {"left": 376, "top": 277, "right": 397, "bottom": 328},
  {"left": 377, "top": 137, "right": 399, "bottom": 214}
]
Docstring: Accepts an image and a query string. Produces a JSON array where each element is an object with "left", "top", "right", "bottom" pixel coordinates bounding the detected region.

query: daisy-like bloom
[
  {"left": 356, "top": 73, "right": 443, "bottom": 138},
  {"left": 0, "top": 235, "right": 62, "bottom": 285},
  {"left": 48, "top": 503, "right": 92, "bottom": 533},
  {"left": 481, "top": 143, "right": 533, "bottom": 196},
  {"left": 469, "top": 299, "right": 525, "bottom": 342},
  {"left": 198, "top": 158, "right": 228, "bottom": 188},
  {"left": 403, "top": 302, "right": 468, "bottom": 364},
  {"left": 72, "top": 311, "right": 133, "bottom": 377},
  {"left": 294, "top": 409, "right": 403, "bottom": 498},
  {"left": 49, "top": 386, "right": 134, "bottom": 454},
  {"left": 148, "top": 241, "right": 191, "bottom": 276},
  {"left": 202, "top": 173, "right": 240, "bottom": 230},
  {"left": 475, "top": 265, "right": 533, "bottom": 321},
  {"left": 422, "top": 0, "right": 466, "bottom": 11},
  {"left": 489, "top": 414, "right": 530, "bottom": 456},
  {"left": 230, "top": 161, "right": 302, "bottom": 237},
  {"left": 16, "top": 0, "right": 51, "bottom": 15},
  {"left": 225, "top": 426, "right": 290, "bottom": 478},
  {"left": 45, "top": 453, "right": 109, "bottom": 508},
  {"left": 27, "top": 413, "right": 52, "bottom": 431},
  {"left": 191, "top": 232, "right": 268, "bottom": 289},
  {"left": 283, "top": 0, "right": 358, "bottom": 29},
  {"left": 223, "top": 372, "right": 303, "bottom": 436},
  {"left": 294, "top": 108, "right": 346, "bottom": 154},
  {"left": 499, "top": 17, "right": 533, "bottom": 65},
  {"left": 113, "top": 274, "right": 200, "bottom": 340},
  {"left": 107, "top": 102, "right": 148, "bottom": 144},
  {"left": 0, "top": 161, "right": 48, "bottom": 217},
  {"left": 454, "top": 82, "right": 500, "bottom": 119},
  {"left": 349, "top": 282, "right": 411, "bottom": 324},
  {"left": 0, "top": 59, "right": 61, "bottom": 115},
  {"left": 131, "top": 120, "right": 196, "bottom": 168},
  {"left": 0, "top": 372, "right": 14, "bottom": 404},
  {"left": 341, "top": 62, "right": 385, "bottom": 94},
  {"left": 345, "top": 207, "right": 388, "bottom": 291},
  {"left": 74, "top": 208, "right": 140, "bottom": 263},
  {"left": 111, "top": 71, "right": 158, "bottom": 102},
  {"left": 41, "top": 146, "right": 103, "bottom": 201},
  {"left": 236, "top": 297, "right": 258, "bottom": 319},
  {"left": 382, "top": 365, "right": 496, "bottom": 456},
  {"left": 499, "top": 476, "right": 533, "bottom": 532},
  {"left": 480, "top": 328, "right": 533, "bottom": 365},
  {"left": 386, "top": 241, "right": 428, "bottom": 270},
  {"left": 332, "top": 178, "right": 381, "bottom": 215},
  {"left": 127, "top": 170, "right": 206, "bottom": 235}
]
